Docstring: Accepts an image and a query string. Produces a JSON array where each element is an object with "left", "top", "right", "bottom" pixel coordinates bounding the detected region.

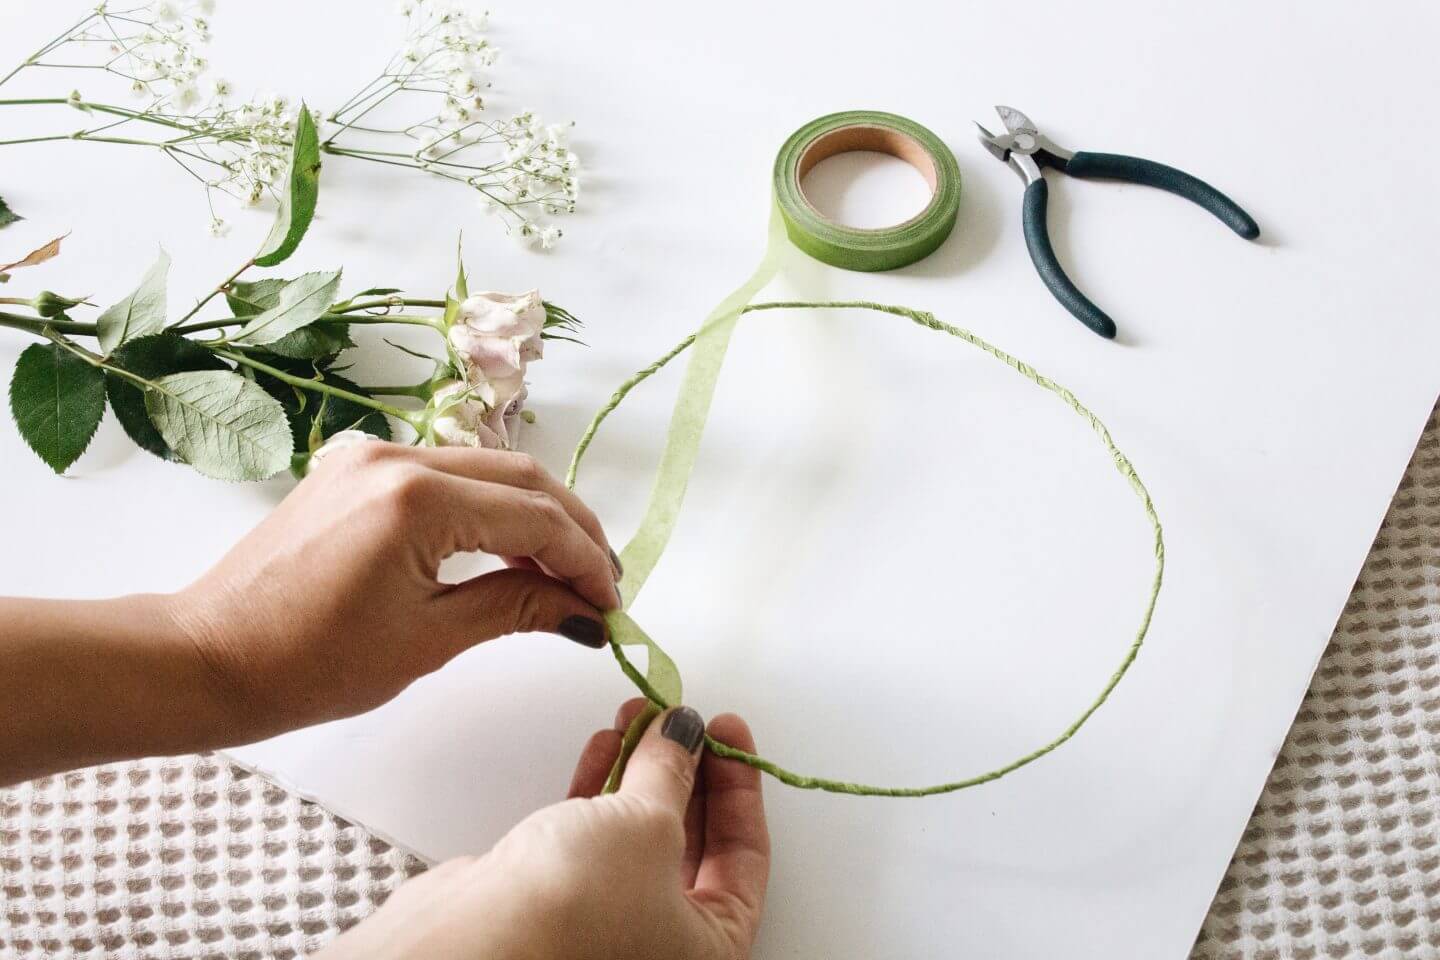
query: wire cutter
[{"left": 976, "top": 106, "right": 1259, "bottom": 339}]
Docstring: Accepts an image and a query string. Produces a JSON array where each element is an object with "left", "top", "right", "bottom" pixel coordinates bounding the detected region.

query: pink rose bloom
[
  {"left": 428, "top": 378, "right": 529, "bottom": 450},
  {"left": 441, "top": 290, "right": 544, "bottom": 449}
]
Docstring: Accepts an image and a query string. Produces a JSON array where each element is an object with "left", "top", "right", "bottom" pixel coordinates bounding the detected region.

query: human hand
[
  {"left": 318, "top": 699, "right": 771, "bottom": 960},
  {"left": 166, "top": 440, "right": 623, "bottom": 742}
]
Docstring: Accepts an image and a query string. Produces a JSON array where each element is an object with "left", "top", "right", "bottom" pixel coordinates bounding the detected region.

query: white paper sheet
[{"left": 3, "top": 1, "right": 1438, "bottom": 956}]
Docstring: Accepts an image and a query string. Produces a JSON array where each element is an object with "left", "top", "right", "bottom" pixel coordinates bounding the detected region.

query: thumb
[
  {"left": 433, "top": 567, "right": 610, "bottom": 656},
  {"left": 619, "top": 705, "right": 706, "bottom": 814}
]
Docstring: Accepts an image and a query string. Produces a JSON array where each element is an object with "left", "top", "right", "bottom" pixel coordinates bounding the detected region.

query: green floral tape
[{"left": 773, "top": 110, "right": 962, "bottom": 271}]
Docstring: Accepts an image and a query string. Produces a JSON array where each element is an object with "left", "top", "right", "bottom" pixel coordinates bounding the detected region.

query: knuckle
[
  {"left": 373, "top": 463, "right": 433, "bottom": 518},
  {"left": 573, "top": 501, "right": 606, "bottom": 539},
  {"left": 340, "top": 438, "right": 394, "bottom": 469},
  {"left": 522, "top": 489, "right": 566, "bottom": 527},
  {"left": 505, "top": 451, "right": 545, "bottom": 484},
  {"left": 506, "top": 579, "right": 551, "bottom": 635}
]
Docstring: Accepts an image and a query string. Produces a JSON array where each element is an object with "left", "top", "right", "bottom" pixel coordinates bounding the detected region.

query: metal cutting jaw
[{"left": 974, "top": 105, "right": 1074, "bottom": 185}]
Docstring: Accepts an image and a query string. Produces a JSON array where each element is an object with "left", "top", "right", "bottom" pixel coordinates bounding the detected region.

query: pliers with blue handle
[{"left": 975, "top": 106, "right": 1260, "bottom": 339}]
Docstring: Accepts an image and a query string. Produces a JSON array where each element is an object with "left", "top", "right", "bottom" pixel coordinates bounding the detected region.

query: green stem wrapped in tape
[
  {"left": 571, "top": 296, "right": 1164, "bottom": 796},
  {"left": 575, "top": 113, "right": 1162, "bottom": 796}
]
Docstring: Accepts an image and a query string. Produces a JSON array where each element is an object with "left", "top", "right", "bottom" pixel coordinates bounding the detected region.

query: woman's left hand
[{"left": 318, "top": 699, "right": 772, "bottom": 960}]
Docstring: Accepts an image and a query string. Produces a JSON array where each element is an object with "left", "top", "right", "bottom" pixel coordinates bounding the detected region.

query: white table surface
[{"left": 3, "top": 1, "right": 1439, "bottom": 957}]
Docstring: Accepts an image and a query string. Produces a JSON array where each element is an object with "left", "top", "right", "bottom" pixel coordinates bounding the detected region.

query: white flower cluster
[
  {"left": 346, "top": 0, "right": 581, "bottom": 247},
  {"left": 105, "top": 0, "right": 218, "bottom": 108},
  {"left": 70, "top": 1, "right": 301, "bottom": 232},
  {"left": 20, "top": 0, "right": 582, "bottom": 243}
]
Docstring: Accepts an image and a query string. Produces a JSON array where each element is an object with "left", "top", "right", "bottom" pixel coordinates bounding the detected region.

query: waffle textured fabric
[{"left": 4, "top": 402, "right": 1440, "bottom": 959}]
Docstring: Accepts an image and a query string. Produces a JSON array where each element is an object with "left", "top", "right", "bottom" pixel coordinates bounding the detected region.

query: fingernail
[
  {"left": 661, "top": 706, "right": 705, "bottom": 754},
  {"left": 556, "top": 615, "right": 607, "bottom": 649},
  {"left": 609, "top": 548, "right": 624, "bottom": 580}
]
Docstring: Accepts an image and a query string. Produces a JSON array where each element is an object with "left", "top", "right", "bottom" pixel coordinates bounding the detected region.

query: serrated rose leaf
[
  {"left": 143, "top": 370, "right": 293, "bottom": 481},
  {"left": 254, "top": 104, "right": 320, "bottom": 268},
  {"left": 232, "top": 269, "right": 341, "bottom": 346},
  {"left": 262, "top": 324, "right": 354, "bottom": 359},
  {"left": 105, "top": 333, "right": 227, "bottom": 459},
  {"left": 224, "top": 277, "right": 288, "bottom": 316},
  {"left": 98, "top": 250, "right": 170, "bottom": 354},
  {"left": 8, "top": 342, "right": 106, "bottom": 474}
]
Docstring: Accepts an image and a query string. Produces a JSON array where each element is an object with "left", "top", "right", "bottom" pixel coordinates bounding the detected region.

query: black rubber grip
[
  {"left": 1063, "top": 151, "right": 1260, "bottom": 240},
  {"left": 1022, "top": 179, "right": 1117, "bottom": 339}
]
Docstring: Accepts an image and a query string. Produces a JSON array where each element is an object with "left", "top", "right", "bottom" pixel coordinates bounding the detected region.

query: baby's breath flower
[{"left": 10, "top": 0, "right": 580, "bottom": 244}]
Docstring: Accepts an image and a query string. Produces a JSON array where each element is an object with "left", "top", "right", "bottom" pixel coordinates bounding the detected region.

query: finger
[
  {"left": 618, "top": 706, "right": 706, "bottom": 815},
  {"left": 420, "top": 471, "right": 620, "bottom": 610},
  {"left": 432, "top": 567, "right": 609, "bottom": 660},
  {"left": 404, "top": 446, "right": 621, "bottom": 576},
  {"left": 692, "top": 714, "right": 770, "bottom": 934},
  {"left": 568, "top": 727, "right": 623, "bottom": 799},
  {"left": 614, "top": 697, "right": 652, "bottom": 732},
  {"left": 503, "top": 556, "right": 543, "bottom": 573}
]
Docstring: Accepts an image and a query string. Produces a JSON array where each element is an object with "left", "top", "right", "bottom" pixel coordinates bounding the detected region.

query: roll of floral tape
[{"left": 773, "top": 110, "right": 962, "bottom": 271}]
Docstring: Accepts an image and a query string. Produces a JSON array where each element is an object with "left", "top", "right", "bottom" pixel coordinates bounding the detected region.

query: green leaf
[
  {"left": 263, "top": 324, "right": 355, "bottom": 359},
  {"left": 255, "top": 363, "right": 392, "bottom": 448},
  {"left": 224, "top": 279, "right": 352, "bottom": 358},
  {"left": 105, "top": 333, "right": 227, "bottom": 459},
  {"left": 353, "top": 287, "right": 402, "bottom": 297},
  {"left": 97, "top": 250, "right": 169, "bottom": 354},
  {"left": 143, "top": 370, "right": 294, "bottom": 481},
  {"left": 232, "top": 269, "right": 341, "bottom": 346},
  {"left": 0, "top": 196, "right": 21, "bottom": 230},
  {"left": 8, "top": 342, "right": 106, "bottom": 474},
  {"left": 453, "top": 235, "right": 468, "bottom": 300},
  {"left": 254, "top": 104, "right": 320, "bottom": 268},
  {"left": 225, "top": 277, "right": 287, "bottom": 315}
]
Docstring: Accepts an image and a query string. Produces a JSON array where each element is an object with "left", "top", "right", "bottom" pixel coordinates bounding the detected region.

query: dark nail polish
[
  {"left": 609, "top": 548, "right": 624, "bottom": 580},
  {"left": 661, "top": 706, "right": 705, "bottom": 754},
  {"left": 557, "top": 615, "right": 607, "bottom": 649}
]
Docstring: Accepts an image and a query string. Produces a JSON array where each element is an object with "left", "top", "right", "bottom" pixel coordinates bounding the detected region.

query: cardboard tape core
[{"left": 795, "top": 124, "right": 940, "bottom": 227}]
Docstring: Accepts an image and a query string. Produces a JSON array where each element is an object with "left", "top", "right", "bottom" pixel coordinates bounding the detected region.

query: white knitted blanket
[{"left": 5, "top": 403, "right": 1439, "bottom": 959}]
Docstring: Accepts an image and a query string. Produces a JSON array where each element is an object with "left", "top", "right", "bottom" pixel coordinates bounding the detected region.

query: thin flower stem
[
  {"left": 320, "top": 146, "right": 472, "bottom": 185},
  {"left": 176, "top": 258, "right": 256, "bottom": 326},
  {"left": 40, "top": 328, "right": 154, "bottom": 391},
  {"left": 365, "top": 383, "right": 430, "bottom": 398},
  {"left": 169, "top": 317, "right": 240, "bottom": 335},
  {"left": 0, "top": 135, "right": 74, "bottom": 146},
  {"left": 333, "top": 297, "right": 447, "bottom": 314},
  {"left": 341, "top": 313, "right": 444, "bottom": 329},
  {"left": 212, "top": 348, "right": 420, "bottom": 424},
  {"left": 0, "top": 10, "right": 96, "bottom": 88},
  {"left": 0, "top": 98, "right": 194, "bottom": 132},
  {"left": 0, "top": 311, "right": 96, "bottom": 338}
]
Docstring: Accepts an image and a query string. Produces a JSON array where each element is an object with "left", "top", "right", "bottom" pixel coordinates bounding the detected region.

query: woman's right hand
[{"left": 318, "top": 699, "right": 772, "bottom": 960}]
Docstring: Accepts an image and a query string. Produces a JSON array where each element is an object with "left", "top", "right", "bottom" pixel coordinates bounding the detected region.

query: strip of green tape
[{"left": 773, "top": 110, "right": 961, "bottom": 271}]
